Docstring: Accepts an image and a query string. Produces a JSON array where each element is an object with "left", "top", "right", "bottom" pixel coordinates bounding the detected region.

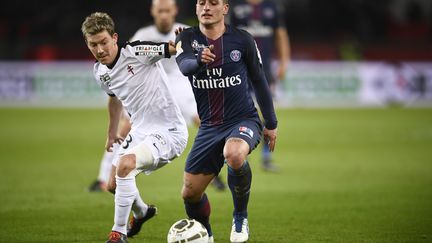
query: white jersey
[
  {"left": 130, "top": 23, "right": 198, "bottom": 125},
  {"left": 93, "top": 41, "right": 187, "bottom": 136}
]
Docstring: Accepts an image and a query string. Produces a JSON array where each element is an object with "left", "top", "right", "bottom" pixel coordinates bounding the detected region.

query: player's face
[
  {"left": 151, "top": 0, "right": 177, "bottom": 34},
  {"left": 85, "top": 30, "right": 118, "bottom": 66},
  {"left": 196, "top": 0, "right": 228, "bottom": 26}
]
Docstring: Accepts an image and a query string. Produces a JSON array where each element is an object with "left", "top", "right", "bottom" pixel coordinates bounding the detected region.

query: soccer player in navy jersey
[{"left": 175, "top": 0, "right": 278, "bottom": 242}]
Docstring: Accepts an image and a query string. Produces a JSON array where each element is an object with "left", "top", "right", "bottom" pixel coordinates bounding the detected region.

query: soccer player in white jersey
[
  {"left": 88, "top": 0, "right": 200, "bottom": 193},
  {"left": 81, "top": 12, "right": 188, "bottom": 243}
]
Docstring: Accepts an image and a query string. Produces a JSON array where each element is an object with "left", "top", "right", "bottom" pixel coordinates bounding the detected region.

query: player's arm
[
  {"left": 274, "top": 2, "right": 290, "bottom": 81},
  {"left": 244, "top": 32, "right": 278, "bottom": 151},
  {"left": 106, "top": 95, "right": 124, "bottom": 152},
  {"left": 275, "top": 27, "right": 290, "bottom": 80},
  {"left": 175, "top": 30, "right": 215, "bottom": 76},
  {"left": 127, "top": 40, "right": 175, "bottom": 64}
]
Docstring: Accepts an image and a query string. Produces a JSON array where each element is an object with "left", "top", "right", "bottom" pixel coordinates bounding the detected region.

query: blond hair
[{"left": 81, "top": 12, "right": 115, "bottom": 38}]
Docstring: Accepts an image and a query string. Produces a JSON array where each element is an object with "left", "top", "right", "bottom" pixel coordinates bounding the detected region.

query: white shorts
[{"left": 112, "top": 129, "right": 187, "bottom": 175}]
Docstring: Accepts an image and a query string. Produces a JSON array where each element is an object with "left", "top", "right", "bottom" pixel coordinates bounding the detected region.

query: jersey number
[{"left": 122, "top": 134, "right": 133, "bottom": 149}]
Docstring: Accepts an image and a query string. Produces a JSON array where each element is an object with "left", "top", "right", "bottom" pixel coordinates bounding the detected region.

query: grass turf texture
[{"left": 0, "top": 108, "right": 431, "bottom": 242}]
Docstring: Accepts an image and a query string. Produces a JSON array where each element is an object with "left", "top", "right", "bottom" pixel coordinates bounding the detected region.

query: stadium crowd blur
[{"left": 0, "top": 0, "right": 431, "bottom": 62}]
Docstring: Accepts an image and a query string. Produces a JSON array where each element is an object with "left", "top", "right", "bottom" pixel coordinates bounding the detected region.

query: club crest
[{"left": 230, "top": 50, "right": 241, "bottom": 62}]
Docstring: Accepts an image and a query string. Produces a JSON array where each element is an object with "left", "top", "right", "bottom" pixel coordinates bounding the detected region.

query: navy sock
[
  {"left": 184, "top": 193, "right": 212, "bottom": 236},
  {"left": 227, "top": 161, "right": 252, "bottom": 218}
]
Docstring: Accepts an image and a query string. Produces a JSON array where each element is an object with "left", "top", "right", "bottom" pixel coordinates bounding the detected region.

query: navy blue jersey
[
  {"left": 175, "top": 25, "right": 277, "bottom": 130},
  {"left": 230, "top": 0, "right": 284, "bottom": 82}
]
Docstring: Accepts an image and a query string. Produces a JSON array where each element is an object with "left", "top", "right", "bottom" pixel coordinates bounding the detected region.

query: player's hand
[
  {"left": 263, "top": 127, "right": 277, "bottom": 152},
  {"left": 168, "top": 40, "right": 176, "bottom": 55},
  {"left": 200, "top": 45, "right": 215, "bottom": 64},
  {"left": 174, "top": 27, "right": 185, "bottom": 36},
  {"left": 105, "top": 135, "right": 124, "bottom": 152}
]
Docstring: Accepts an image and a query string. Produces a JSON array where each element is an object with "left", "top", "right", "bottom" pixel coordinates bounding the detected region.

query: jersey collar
[{"left": 107, "top": 43, "right": 122, "bottom": 69}]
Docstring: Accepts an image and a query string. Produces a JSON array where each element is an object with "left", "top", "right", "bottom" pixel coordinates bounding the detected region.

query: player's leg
[
  {"left": 127, "top": 192, "right": 157, "bottom": 238},
  {"left": 182, "top": 126, "right": 225, "bottom": 242},
  {"left": 262, "top": 141, "right": 278, "bottom": 171},
  {"left": 224, "top": 138, "right": 251, "bottom": 243},
  {"left": 107, "top": 139, "right": 155, "bottom": 242},
  {"left": 182, "top": 172, "right": 215, "bottom": 238},
  {"left": 225, "top": 119, "right": 262, "bottom": 242},
  {"left": 210, "top": 174, "right": 226, "bottom": 191},
  {"left": 110, "top": 154, "right": 139, "bottom": 237},
  {"left": 126, "top": 130, "right": 187, "bottom": 238},
  {"left": 106, "top": 162, "right": 156, "bottom": 238}
]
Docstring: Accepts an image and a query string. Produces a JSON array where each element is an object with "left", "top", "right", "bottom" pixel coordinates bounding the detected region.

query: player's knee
[
  {"left": 116, "top": 154, "right": 136, "bottom": 178},
  {"left": 124, "top": 142, "right": 154, "bottom": 174},
  {"left": 224, "top": 138, "right": 249, "bottom": 169},
  {"left": 224, "top": 149, "right": 246, "bottom": 169},
  {"left": 181, "top": 185, "right": 201, "bottom": 202}
]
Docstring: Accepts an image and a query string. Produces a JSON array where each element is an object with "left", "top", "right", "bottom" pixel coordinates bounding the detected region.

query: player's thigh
[
  {"left": 226, "top": 118, "right": 262, "bottom": 154},
  {"left": 122, "top": 130, "right": 186, "bottom": 176},
  {"left": 185, "top": 127, "right": 226, "bottom": 175},
  {"left": 182, "top": 172, "right": 215, "bottom": 201}
]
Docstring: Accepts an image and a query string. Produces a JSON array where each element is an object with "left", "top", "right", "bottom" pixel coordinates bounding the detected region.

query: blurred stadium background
[
  {"left": 0, "top": 0, "right": 431, "bottom": 242},
  {"left": 1, "top": 0, "right": 432, "bottom": 106}
]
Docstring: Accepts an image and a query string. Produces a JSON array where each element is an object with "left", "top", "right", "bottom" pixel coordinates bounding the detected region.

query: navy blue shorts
[{"left": 185, "top": 117, "right": 263, "bottom": 175}]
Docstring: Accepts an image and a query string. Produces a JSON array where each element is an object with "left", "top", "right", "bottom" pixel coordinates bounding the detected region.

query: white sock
[
  {"left": 132, "top": 191, "right": 148, "bottom": 219},
  {"left": 112, "top": 176, "right": 137, "bottom": 234},
  {"left": 98, "top": 150, "right": 114, "bottom": 183}
]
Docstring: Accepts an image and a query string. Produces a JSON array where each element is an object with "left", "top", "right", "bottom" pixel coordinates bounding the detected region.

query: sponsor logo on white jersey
[
  {"left": 135, "top": 45, "right": 164, "bottom": 56},
  {"left": 100, "top": 73, "right": 111, "bottom": 86}
]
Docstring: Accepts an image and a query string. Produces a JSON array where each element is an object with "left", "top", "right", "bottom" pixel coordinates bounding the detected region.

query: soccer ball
[{"left": 167, "top": 219, "right": 209, "bottom": 243}]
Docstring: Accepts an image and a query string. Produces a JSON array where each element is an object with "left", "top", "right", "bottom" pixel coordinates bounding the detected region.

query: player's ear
[
  {"left": 112, "top": 33, "right": 119, "bottom": 45},
  {"left": 223, "top": 3, "right": 229, "bottom": 15}
]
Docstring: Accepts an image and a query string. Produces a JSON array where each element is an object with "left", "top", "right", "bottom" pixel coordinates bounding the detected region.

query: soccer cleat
[
  {"left": 211, "top": 176, "right": 226, "bottom": 191},
  {"left": 106, "top": 231, "right": 128, "bottom": 243},
  {"left": 88, "top": 179, "right": 108, "bottom": 192},
  {"left": 127, "top": 205, "right": 157, "bottom": 237},
  {"left": 208, "top": 235, "right": 214, "bottom": 243},
  {"left": 230, "top": 217, "right": 249, "bottom": 243},
  {"left": 261, "top": 161, "right": 279, "bottom": 173}
]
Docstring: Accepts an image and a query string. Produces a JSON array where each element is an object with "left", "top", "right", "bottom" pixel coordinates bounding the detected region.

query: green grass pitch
[{"left": 0, "top": 108, "right": 431, "bottom": 242}]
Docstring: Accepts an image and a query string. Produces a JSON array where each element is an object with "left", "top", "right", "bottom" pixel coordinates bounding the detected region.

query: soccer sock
[
  {"left": 98, "top": 150, "right": 114, "bottom": 183},
  {"left": 227, "top": 160, "right": 252, "bottom": 219},
  {"left": 262, "top": 142, "right": 271, "bottom": 164},
  {"left": 112, "top": 176, "right": 137, "bottom": 234},
  {"left": 131, "top": 190, "right": 148, "bottom": 219},
  {"left": 184, "top": 193, "right": 212, "bottom": 236}
]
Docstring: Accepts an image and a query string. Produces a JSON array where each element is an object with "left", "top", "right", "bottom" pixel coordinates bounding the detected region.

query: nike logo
[{"left": 152, "top": 143, "right": 160, "bottom": 152}]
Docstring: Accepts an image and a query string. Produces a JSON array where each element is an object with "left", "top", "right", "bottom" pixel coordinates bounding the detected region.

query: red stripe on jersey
[{"left": 207, "top": 37, "right": 224, "bottom": 125}]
